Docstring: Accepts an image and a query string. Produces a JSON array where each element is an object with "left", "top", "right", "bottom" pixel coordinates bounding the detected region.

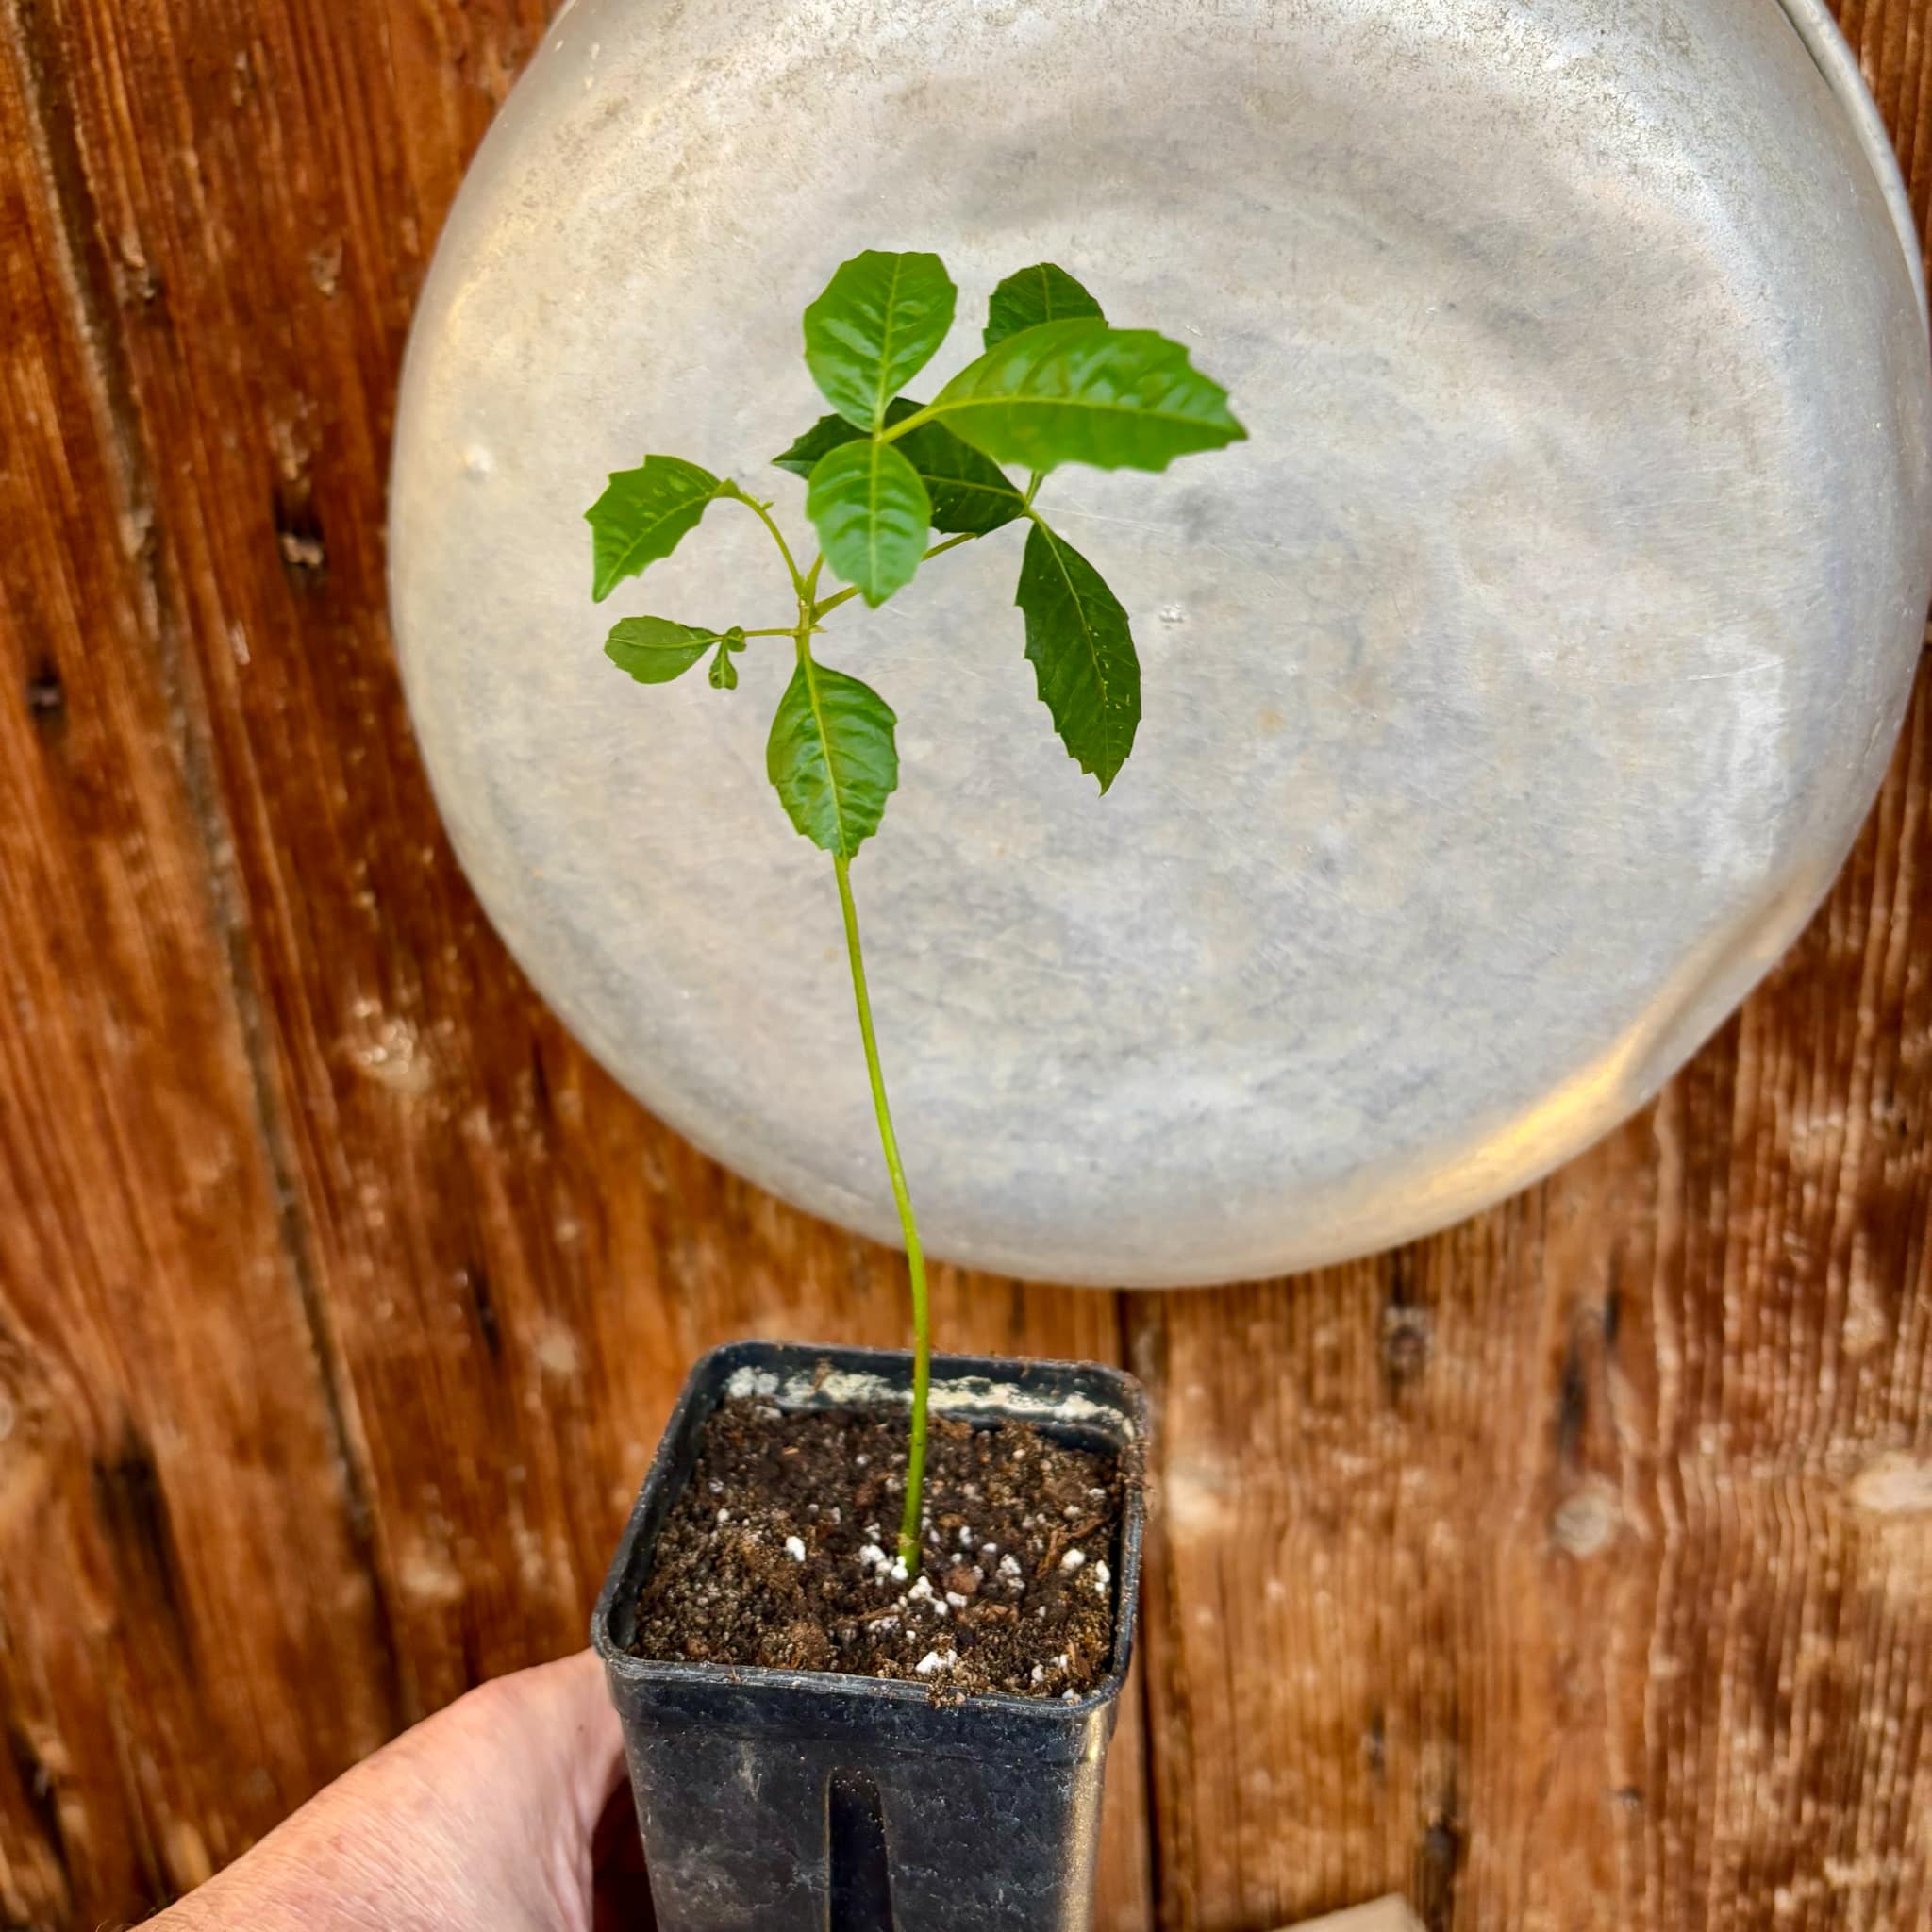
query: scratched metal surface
[{"left": 389, "top": 0, "right": 1932, "bottom": 1286}]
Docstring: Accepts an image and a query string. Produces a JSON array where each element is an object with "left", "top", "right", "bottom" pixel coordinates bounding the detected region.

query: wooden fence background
[{"left": 3, "top": 2, "right": 1930, "bottom": 1926}]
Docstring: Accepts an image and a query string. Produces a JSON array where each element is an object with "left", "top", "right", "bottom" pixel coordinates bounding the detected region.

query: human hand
[{"left": 155, "top": 1650, "right": 638, "bottom": 1932}]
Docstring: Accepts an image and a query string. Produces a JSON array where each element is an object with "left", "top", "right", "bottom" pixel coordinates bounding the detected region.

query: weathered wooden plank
[
  {"left": 0, "top": 1, "right": 1155, "bottom": 1925},
  {"left": 1130, "top": 660, "right": 1932, "bottom": 1932},
  {"left": 5, "top": 2, "right": 1928, "bottom": 1931},
  {"left": 1124, "top": 2, "right": 1932, "bottom": 1914},
  {"left": 0, "top": 8, "right": 396, "bottom": 1925}
]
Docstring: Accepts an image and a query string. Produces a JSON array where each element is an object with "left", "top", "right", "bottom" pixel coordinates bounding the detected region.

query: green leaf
[
  {"left": 708, "top": 643, "right": 740, "bottom": 690},
  {"left": 774, "top": 399, "right": 1024, "bottom": 537},
  {"left": 804, "top": 439, "right": 932, "bottom": 608},
  {"left": 984, "top": 262, "right": 1105, "bottom": 349},
  {"left": 772, "top": 411, "right": 874, "bottom": 481},
  {"left": 919, "top": 320, "right": 1244, "bottom": 475},
  {"left": 586, "top": 457, "right": 728, "bottom": 602},
  {"left": 1015, "top": 520, "right": 1141, "bottom": 791},
  {"left": 803, "top": 250, "right": 958, "bottom": 432},
  {"left": 766, "top": 658, "right": 898, "bottom": 858},
  {"left": 908, "top": 416, "right": 1029, "bottom": 537},
  {"left": 604, "top": 616, "right": 729, "bottom": 685}
]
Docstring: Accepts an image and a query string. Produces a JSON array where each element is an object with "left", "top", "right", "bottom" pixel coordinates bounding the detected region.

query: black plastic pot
[{"left": 591, "top": 1340, "right": 1147, "bottom": 1932}]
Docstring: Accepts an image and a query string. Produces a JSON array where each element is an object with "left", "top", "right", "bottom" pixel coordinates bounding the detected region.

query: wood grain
[
  {"left": 0, "top": 0, "right": 1151, "bottom": 1924},
  {"left": 0, "top": 10, "right": 395, "bottom": 1923},
  {"left": 1126, "top": 5, "right": 1932, "bottom": 1924},
  {"left": 0, "top": 1, "right": 1927, "bottom": 1929}
]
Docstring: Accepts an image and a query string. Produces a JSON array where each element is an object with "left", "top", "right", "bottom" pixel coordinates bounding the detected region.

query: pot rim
[{"left": 1776, "top": 0, "right": 1928, "bottom": 332}]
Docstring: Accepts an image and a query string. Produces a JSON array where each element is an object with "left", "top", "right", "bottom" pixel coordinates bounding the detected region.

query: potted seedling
[{"left": 588, "top": 250, "right": 1243, "bottom": 1931}]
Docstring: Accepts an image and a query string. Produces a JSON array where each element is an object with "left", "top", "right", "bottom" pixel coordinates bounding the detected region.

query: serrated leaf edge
[
  {"left": 911, "top": 321, "right": 1247, "bottom": 472},
  {"left": 586, "top": 461, "right": 728, "bottom": 602},
  {"left": 1021, "top": 519, "right": 1137, "bottom": 792}
]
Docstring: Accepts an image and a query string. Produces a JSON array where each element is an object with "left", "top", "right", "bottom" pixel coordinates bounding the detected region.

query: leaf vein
[{"left": 1038, "top": 521, "right": 1124, "bottom": 761}]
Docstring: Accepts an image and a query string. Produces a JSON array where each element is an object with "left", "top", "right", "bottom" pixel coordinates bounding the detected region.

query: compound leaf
[
  {"left": 775, "top": 398, "right": 1024, "bottom": 536},
  {"left": 604, "top": 615, "right": 730, "bottom": 684}
]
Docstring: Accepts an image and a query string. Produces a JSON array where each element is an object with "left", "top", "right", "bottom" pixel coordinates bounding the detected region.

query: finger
[{"left": 485, "top": 1649, "right": 628, "bottom": 1844}]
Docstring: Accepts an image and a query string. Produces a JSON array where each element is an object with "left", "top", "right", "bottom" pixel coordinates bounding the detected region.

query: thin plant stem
[
  {"left": 812, "top": 532, "right": 980, "bottom": 621},
  {"left": 831, "top": 848, "right": 932, "bottom": 1573},
  {"left": 733, "top": 486, "right": 810, "bottom": 598}
]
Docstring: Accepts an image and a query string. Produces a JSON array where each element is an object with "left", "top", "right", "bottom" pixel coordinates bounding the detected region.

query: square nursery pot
[{"left": 592, "top": 1340, "right": 1148, "bottom": 1932}]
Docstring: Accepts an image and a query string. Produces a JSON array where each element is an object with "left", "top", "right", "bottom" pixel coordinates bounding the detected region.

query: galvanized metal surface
[{"left": 390, "top": 0, "right": 1932, "bottom": 1287}]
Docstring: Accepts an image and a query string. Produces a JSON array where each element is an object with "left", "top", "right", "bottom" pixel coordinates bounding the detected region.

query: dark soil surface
[{"left": 629, "top": 1397, "right": 1125, "bottom": 1702}]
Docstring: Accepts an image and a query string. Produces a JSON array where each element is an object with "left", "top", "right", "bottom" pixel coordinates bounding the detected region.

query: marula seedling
[{"left": 587, "top": 249, "right": 1242, "bottom": 1570}]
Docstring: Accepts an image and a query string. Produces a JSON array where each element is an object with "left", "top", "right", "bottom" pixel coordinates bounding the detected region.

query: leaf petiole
[
  {"left": 726, "top": 481, "right": 811, "bottom": 600},
  {"left": 811, "top": 531, "right": 981, "bottom": 621}
]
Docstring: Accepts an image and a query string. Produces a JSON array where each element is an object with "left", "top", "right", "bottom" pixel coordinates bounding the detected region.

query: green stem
[
  {"left": 731, "top": 486, "right": 809, "bottom": 598},
  {"left": 876, "top": 402, "right": 938, "bottom": 444},
  {"left": 831, "top": 850, "right": 932, "bottom": 1574},
  {"left": 812, "top": 532, "right": 979, "bottom": 622}
]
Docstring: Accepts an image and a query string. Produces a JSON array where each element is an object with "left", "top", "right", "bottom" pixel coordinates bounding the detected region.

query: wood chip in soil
[{"left": 628, "top": 1398, "right": 1125, "bottom": 1703}]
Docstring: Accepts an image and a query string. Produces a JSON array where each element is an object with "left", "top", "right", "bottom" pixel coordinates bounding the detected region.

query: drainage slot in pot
[{"left": 827, "top": 1767, "right": 892, "bottom": 1930}]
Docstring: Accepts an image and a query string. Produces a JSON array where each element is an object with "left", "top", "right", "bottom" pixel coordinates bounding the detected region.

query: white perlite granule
[
  {"left": 784, "top": 1535, "right": 807, "bottom": 1562},
  {"left": 998, "top": 1553, "right": 1023, "bottom": 1579},
  {"left": 1060, "top": 1548, "right": 1086, "bottom": 1572},
  {"left": 914, "top": 1649, "right": 955, "bottom": 1676}
]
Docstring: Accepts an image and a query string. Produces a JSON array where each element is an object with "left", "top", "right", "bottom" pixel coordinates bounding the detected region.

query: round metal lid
[{"left": 391, "top": 0, "right": 1932, "bottom": 1287}]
